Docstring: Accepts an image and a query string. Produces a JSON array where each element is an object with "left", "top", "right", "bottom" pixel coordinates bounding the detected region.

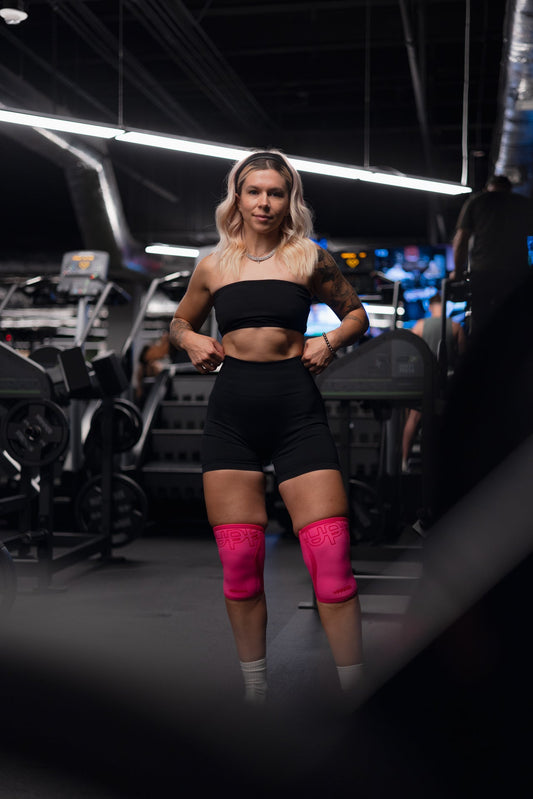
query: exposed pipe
[
  {"left": 493, "top": 0, "right": 533, "bottom": 196},
  {"left": 398, "top": 0, "right": 446, "bottom": 243},
  {"left": 0, "top": 65, "right": 173, "bottom": 276},
  {"left": 461, "top": 0, "right": 471, "bottom": 185},
  {"left": 398, "top": 0, "right": 433, "bottom": 173},
  {"left": 363, "top": 1, "right": 371, "bottom": 168}
]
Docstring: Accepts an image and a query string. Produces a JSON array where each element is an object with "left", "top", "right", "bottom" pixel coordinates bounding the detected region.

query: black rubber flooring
[{"left": 1, "top": 467, "right": 531, "bottom": 799}]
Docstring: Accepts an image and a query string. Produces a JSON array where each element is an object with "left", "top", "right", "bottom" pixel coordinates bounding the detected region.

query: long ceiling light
[
  {"left": 0, "top": 108, "right": 472, "bottom": 196},
  {"left": 289, "top": 157, "right": 470, "bottom": 195},
  {"left": 117, "top": 130, "right": 246, "bottom": 161},
  {"left": 116, "top": 131, "right": 471, "bottom": 196},
  {"left": 0, "top": 109, "right": 124, "bottom": 138}
]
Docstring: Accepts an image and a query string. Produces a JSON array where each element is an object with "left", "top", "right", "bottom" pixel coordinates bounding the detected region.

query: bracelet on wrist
[{"left": 322, "top": 332, "right": 337, "bottom": 358}]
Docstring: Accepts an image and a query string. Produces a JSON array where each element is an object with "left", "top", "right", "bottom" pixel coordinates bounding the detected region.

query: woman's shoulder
[
  {"left": 192, "top": 250, "right": 220, "bottom": 284},
  {"left": 311, "top": 244, "right": 339, "bottom": 281},
  {"left": 313, "top": 243, "right": 335, "bottom": 262},
  {"left": 196, "top": 249, "right": 218, "bottom": 269}
]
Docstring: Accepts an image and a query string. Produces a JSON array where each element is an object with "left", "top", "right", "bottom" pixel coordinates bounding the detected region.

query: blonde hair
[{"left": 214, "top": 150, "right": 318, "bottom": 278}]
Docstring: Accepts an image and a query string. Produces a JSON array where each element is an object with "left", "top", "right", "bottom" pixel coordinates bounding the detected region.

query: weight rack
[{"left": 0, "top": 253, "right": 147, "bottom": 594}]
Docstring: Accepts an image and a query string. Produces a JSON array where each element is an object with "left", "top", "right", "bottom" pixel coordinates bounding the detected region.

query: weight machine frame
[{"left": 0, "top": 261, "right": 144, "bottom": 597}]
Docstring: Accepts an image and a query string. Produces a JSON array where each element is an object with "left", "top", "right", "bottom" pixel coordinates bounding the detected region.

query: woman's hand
[
  {"left": 301, "top": 335, "right": 335, "bottom": 375},
  {"left": 182, "top": 331, "right": 225, "bottom": 373}
]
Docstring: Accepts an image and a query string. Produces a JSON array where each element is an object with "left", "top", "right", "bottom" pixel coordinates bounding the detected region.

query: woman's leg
[
  {"left": 203, "top": 469, "right": 269, "bottom": 701},
  {"left": 278, "top": 469, "right": 364, "bottom": 681}
]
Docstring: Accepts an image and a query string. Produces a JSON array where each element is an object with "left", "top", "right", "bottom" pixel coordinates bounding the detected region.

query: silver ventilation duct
[
  {"left": 0, "top": 65, "right": 161, "bottom": 278},
  {"left": 494, "top": 0, "right": 533, "bottom": 196}
]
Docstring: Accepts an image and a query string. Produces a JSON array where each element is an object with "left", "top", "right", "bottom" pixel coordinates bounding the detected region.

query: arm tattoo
[
  {"left": 343, "top": 310, "right": 368, "bottom": 334},
  {"left": 169, "top": 317, "right": 193, "bottom": 348},
  {"left": 314, "top": 249, "right": 364, "bottom": 318}
]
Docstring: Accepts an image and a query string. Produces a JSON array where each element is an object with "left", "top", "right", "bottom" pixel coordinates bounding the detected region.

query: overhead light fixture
[
  {"left": 289, "top": 157, "right": 470, "bottom": 195},
  {"left": 0, "top": 3, "right": 28, "bottom": 25},
  {"left": 117, "top": 131, "right": 246, "bottom": 161},
  {"left": 0, "top": 107, "right": 472, "bottom": 196},
  {"left": 117, "top": 130, "right": 471, "bottom": 196},
  {"left": 0, "top": 109, "right": 124, "bottom": 138},
  {"left": 145, "top": 244, "right": 200, "bottom": 258}
]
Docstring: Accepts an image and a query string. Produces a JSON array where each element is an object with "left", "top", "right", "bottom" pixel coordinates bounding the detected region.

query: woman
[{"left": 169, "top": 150, "right": 369, "bottom": 704}]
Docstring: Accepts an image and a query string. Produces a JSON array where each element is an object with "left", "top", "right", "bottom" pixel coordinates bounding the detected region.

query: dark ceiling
[{"left": 0, "top": 0, "right": 508, "bottom": 275}]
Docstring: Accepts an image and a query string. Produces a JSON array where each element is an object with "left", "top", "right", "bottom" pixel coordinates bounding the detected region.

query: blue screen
[
  {"left": 306, "top": 303, "right": 339, "bottom": 336},
  {"left": 374, "top": 245, "right": 447, "bottom": 289}
]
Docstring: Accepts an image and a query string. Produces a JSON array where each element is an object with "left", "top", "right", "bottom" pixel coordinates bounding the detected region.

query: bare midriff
[{"left": 222, "top": 327, "right": 304, "bottom": 361}]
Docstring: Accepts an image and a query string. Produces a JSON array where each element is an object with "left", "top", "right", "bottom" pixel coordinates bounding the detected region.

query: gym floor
[{"left": 1, "top": 498, "right": 530, "bottom": 799}]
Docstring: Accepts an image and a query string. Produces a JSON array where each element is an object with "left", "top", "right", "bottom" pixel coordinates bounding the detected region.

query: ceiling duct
[
  {"left": 0, "top": 65, "right": 161, "bottom": 278},
  {"left": 493, "top": 0, "right": 533, "bottom": 196}
]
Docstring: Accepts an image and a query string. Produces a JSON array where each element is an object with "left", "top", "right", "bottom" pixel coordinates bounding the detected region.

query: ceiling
[{"left": 0, "top": 0, "right": 516, "bottom": 278}]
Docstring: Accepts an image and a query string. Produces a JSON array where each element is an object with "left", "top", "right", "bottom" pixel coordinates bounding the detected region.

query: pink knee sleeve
[
  {"left": 213, "top": 524, "right": 265, "bottom": 600},
  {"left": 299, "top": 517, "right": 358, "bottom": 603}
]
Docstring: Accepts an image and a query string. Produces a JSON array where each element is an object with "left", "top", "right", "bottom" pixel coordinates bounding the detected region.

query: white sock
[
  {"left": 337, "top": 663, "right": 364, "bottom": 692},
  {"left": 240, "top": 657, "right": 268, "bottom": 704}
]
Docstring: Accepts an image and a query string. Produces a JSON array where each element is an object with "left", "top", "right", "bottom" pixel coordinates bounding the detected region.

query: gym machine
[
  {"left": 119, "top": 271, "right": 215, "bottom": 525},
  {"left": 0, "top": 251, "right": 147, "bottom": 597},
  {"left": 52, "top": 251, "right": 146, "bottom": 544},
  {"left": 0, "top": 341, "right": 103, "bottom": 592},
  {"left": 438, "top": 276, "right": 471, "bottom": 381},
  {"left": 77, "top": 353, "right": 147, "bottom": 549},
  {"left": 317, "top": 328, "right": 439, "bottom": 542}
]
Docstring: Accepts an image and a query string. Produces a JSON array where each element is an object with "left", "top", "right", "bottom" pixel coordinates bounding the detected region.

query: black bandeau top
[{"left": 212, "top": 279, "right": 312, "bottom": 336}]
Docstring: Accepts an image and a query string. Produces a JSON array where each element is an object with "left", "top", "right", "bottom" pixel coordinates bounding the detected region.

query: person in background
[
  {"left": 169, "top": 150, "right": 369, "bottom": 706},
  {"left": 402, "top": 291, "right": 465, "bottom": 472},
  {"left": 135, "top": 332, "right": 172, "bottom": 402},
  {"left": 452, "top": 174, "right": 532, "bottom": 336}
]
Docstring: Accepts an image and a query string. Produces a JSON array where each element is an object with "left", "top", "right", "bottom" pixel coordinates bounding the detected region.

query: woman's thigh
[
  {"left": 203, "top": 469, "right": 268, "bottom": 528},
  {"left": 277, "top": 469, "right": 348, "bottom": 534}
]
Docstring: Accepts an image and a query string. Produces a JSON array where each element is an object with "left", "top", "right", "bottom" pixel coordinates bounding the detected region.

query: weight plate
[
  {"left": 31, "top": 346, "right": 62, "bottom": 369},
  {"left": 88, "top": 399, "right": 143, "bottom": 453},
  {"left": 75, "top": 473, "right": 147, "bottom": 548},
  {"left": 1, "top": 399, "right": 69, "bottom": 467}
]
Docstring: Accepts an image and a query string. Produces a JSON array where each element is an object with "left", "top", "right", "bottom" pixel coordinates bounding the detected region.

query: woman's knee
[
  {"left": 278, "top": 469, "right": 348, "bottom": 533},
  {"left": 298, "top": 516, "right": 357, "bottom": 603},
  {"left": 213, "top": 523, "right": 266, "bottom": 600}
]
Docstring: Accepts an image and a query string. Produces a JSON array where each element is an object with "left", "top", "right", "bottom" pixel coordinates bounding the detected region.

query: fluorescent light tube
[
  {"left": 145, "top": 244, "right": 200, "bottom": 258},
  {"left": 0, "top": 109, "right": 124, "bottom": 138},
  {"left": 0, "top": 109, "right": 472, "bottom": 195},
  {"left": 354, "top": 170, "right": 471, "bottom": 195},
  {"left": 290, "top": 158, "right": 471, "bottom": 195},
  {"left": 118, "top": 130, "right": 471, "bottom": 196},
  {"left": 116, "top": 131, "right": 246, "bottom": 160}
]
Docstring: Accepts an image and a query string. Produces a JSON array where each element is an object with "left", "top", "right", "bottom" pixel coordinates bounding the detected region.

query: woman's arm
[
  {"left": 302, "top": 248, "right": 369, "bottom": 374},
  {"left": 169, "top": 257, "right": 225, "bottom": 372},
  {"left": 312, "top": 248, "right": 369, "bottom": 347}
]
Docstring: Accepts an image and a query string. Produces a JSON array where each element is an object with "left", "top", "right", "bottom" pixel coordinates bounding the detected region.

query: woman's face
[{"left": 236, "top": 168, "right": 290, "bottom": 236}]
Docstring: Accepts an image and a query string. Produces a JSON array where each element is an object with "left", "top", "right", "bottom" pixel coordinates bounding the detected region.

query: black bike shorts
[{"left": 202, "top": 355, "right": 340, "bottom": 484}]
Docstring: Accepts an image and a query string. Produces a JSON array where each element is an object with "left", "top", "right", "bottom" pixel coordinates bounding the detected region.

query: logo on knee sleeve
[
  {"left": 304, "top": 520, "right": 346, "bottom": 548},
  {"left": 333, "top": 584, "right": 356, "bottom": 596},
  {"left": 215, "top": 525, "right": 262, "bottom": 550}
]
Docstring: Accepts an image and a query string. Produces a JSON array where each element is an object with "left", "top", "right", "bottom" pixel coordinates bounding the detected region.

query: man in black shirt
[{"left": 452, "top": 174, "right": 532, "bottom": 335}]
